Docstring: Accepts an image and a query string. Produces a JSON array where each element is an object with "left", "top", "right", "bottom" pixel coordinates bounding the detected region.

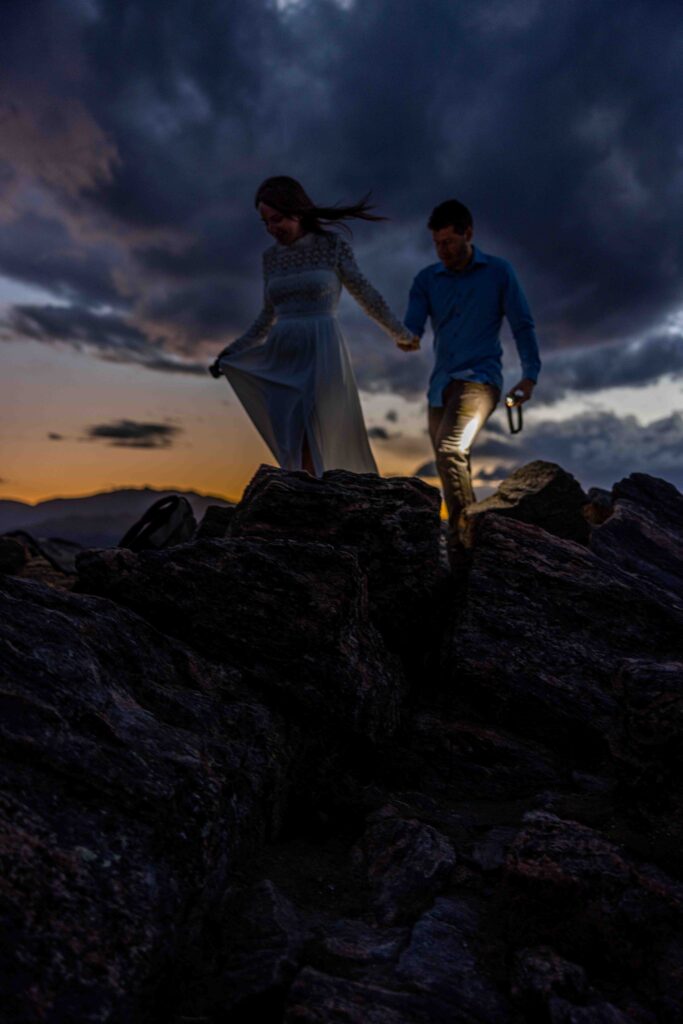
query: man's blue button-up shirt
[{"left": 404, "top": 245, "right": 541, "bottom": 407}]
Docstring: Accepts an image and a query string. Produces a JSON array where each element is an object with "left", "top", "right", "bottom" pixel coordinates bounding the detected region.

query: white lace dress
[{"left": 218, "top": 231, "right": 414, "bottom": 475}]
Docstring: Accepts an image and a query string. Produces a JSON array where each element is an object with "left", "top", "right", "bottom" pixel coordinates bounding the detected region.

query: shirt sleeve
[
  {"left": 218, "top": 256, "right": 275, "bottom": 359},
  {"left": 337, "top": 238, "right": 415, "bottom": 344},
  {"left": 503, "top": 263, "right": 541, "bottom": 382},
  {"left": 403, "top": 271, "right": 431, "bottom": 338}
]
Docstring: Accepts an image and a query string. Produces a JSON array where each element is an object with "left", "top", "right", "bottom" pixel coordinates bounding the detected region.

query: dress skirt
[{"left": 220, "top": 312, "right": 378, "bottom": 477}]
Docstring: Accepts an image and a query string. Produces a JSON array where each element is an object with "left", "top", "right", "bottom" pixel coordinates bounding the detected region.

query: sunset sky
[{"left": 2, "top": 0, "right": 682, "bottom": 505}]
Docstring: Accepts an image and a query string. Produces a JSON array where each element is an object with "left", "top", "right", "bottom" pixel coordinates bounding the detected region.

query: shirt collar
[{"left": 435, "top": 245, "right": 488, "bottom": 275}]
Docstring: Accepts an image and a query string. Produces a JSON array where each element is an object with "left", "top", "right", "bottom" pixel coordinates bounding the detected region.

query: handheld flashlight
[{"left": 506, "top": 391, "right": 524, "bottom": 434}]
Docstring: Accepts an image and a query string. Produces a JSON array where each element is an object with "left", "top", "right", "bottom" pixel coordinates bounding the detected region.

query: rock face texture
[{"left": 1, "top": 463, "right": 682, "bottom": 1023}]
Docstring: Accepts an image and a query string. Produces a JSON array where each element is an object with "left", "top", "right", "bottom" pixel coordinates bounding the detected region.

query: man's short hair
[{"left": 428, "top": 200, "right": 473, "bottom": 234}]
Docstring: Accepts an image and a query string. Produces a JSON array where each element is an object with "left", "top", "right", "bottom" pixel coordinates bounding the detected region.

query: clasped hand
[{"left": 397, "top": 335, "right": 421, "bottom": 352}]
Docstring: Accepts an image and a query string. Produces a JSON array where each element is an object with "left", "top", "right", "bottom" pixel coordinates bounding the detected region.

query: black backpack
[{"left": 118, "top": 495, "right": 196, "bottom": 552}]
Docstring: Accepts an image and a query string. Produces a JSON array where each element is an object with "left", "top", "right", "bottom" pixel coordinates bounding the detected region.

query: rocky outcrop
[
  {"left": 461, "top": 460, "right": 591, "bottom": 544},
  {"left": 228, "top": 466, "right": 447, "bottom": 659},
  {"left": 2, "top": 462, "right": 683, "bottom": 1023},
  {"left": 0, "top": 575, "right": 295, "bottom": 1023},
  {"left": 75, "top": 538, "right": 404, "bottom": 742},
  {"left": 590, "top": 472, "right": 683, "bottom": 602}
]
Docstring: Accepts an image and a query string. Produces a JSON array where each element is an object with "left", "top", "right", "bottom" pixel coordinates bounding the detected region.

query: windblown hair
[
  {"left": 254, "top": 176, "right": 387, "bottom": 235},
  {"left": 428, "top": 199, "right": 473, "bottom": 234}
]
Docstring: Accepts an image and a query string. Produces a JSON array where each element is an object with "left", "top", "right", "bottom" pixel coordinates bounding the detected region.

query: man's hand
[
  {"left": 506, "top": 378, "right": 535, "bottom": 406},
  {"left": 396, "top": 335, "right": 421, "bottom": 352}
]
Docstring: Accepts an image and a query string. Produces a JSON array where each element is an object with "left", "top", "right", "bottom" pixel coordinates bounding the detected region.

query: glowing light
[{"left": 458, "top": 415, "right": 481, "bottom": 453}]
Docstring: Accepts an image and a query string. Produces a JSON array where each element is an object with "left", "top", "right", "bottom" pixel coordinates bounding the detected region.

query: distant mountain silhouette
[{"left": 0, "top": 488, "right": 234, "bottom": 547}]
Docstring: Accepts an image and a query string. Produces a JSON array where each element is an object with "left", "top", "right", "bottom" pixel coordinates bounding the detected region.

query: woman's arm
[{"left": 337, "top": 239, "right": 419, "bottom": 349}]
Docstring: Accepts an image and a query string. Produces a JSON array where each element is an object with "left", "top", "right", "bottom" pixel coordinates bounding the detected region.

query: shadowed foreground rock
[
  {"left": 1, "top": 464, "right": 683, "bottom": 1023},
  {"left": 0, "top": 575, "right": 294, "bottom": 1023},
  {"left": 76, "top": 537, "right": 404, "bottom": 742}
]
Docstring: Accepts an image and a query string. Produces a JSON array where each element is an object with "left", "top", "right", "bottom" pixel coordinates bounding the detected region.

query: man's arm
[
  {"left": 403, "top": 271, "right": 431, "bottom": 349},
  {"left": 503, "top": 263, "right": 541, "bottom": 404}
]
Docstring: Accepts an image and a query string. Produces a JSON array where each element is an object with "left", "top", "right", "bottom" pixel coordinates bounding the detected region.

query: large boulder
[
  {"left": 440, "top": 514, "right": 683, "bottom": 754},
  {"left": 590, "top": 473, "right": 683, "bottom": 602},
  {"left": 76, "top": 537, "right": 404, "bottom": 743},
  {"left": 352, "top": 808, "right": 456, "bottom": 925},
  {"left": 228, "top": 466, "right": 446, "bottom": 657},
  {"left": 396, "top": 897, "right": 513, "bottom": 1022},
  {"left": 462, "top": 461, "right": 590, "bottom": 545},
  {"left": 0, "top": 574, "right": 294, "bottom": 1023}
]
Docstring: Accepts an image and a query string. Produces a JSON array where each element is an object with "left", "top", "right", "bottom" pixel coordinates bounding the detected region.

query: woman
[{"left": 209, "top": 176, "right": 419, "bottom": 476}]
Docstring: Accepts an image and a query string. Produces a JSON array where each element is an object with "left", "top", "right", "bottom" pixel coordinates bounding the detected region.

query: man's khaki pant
[{"left": 428, "top": 379, "right": 500, "bottom": 526}]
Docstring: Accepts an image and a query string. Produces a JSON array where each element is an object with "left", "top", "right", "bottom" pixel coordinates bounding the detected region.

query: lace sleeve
[
  {"left": 218, "top": 257, "right": 275, "bottom": 359},
  {"left": 336, "top": 238, "right": 414, "bottom": 344}
]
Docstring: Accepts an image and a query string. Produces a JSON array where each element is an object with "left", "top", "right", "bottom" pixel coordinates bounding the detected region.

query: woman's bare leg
[{"left": 301, "top": 432, "right": 315, "bottom": 475}]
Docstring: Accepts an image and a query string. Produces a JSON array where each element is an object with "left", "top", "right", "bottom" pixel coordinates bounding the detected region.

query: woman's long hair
[{"left": 254, "top": 176, "right": 386, "bottom": 235}]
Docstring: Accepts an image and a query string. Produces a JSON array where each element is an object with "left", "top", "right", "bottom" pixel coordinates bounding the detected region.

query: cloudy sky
[{"left": 1, "top": 0, "right": 682, "bottom": 503}]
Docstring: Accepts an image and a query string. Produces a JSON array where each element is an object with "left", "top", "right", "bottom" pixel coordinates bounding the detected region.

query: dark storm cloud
[
  {"left": 475, "top": 409, "right": 683, "bottom": 491},
  {"left": 85, "top": 419, "right": 181, "bottom": 449},
  {"left": 0, "top": 212, "right": 122, "bottom": 308},
  {"left": 7, "top": 305, "right": 207, "bottom": 374},
  {"left": 537, "top": 332, "right": 683, "bottom": 406},
  {"left": 2, "top": 0, "right": 683, "bottom": 397}
]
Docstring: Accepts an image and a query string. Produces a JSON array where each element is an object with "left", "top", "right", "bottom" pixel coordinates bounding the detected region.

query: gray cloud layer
[
  {"left": 2, "top": 0, "right": 683, "bottom": 406},
  {"left": 475, "top": 409, "right": 683, "bottom": 491}
]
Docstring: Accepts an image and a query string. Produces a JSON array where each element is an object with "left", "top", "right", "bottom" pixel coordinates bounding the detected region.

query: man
[{"left": 404, "top": 198, "right": 541, "bottom": 537}]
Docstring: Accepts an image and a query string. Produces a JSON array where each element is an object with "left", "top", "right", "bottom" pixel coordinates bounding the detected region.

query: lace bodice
[{"left": 222, "top": 232, "right": 413, "bottom": 355}]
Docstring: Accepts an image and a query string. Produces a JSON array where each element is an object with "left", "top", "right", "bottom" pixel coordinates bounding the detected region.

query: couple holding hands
[{"left": 209, "top": 176, "right": 541, "bottom": 534}]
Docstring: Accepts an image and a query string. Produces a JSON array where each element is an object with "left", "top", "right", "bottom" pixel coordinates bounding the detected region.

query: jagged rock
[
  {"left": 76, "top": 538, "right": 404, "bottom": 742},
  {"left": 504, "top": 812, "right": 683, "bottom": 1017},
  {"left": 548, "top": 999, "right": 638, "bottom": 1023},
  {"left": 3, "top": 530, "right": 81, "bottom": 574},
  {"left": 462, "top": 461, "right": 590, "bottom": 545},
  {"left": 0, "top": 574, "right": 294, "bottom": 1023},
  {"left": 315, "top": 918, "right": 409, "bottom": 970},
  {"left": 284, "top": 966, "right": 444, "bottom": 1023},
  {"left": 583, "top": 487, "right": 614, "bottom": 527},
  {"left": 441, "top": 513, "right": 683, "bottom": 754},
  {"left": 228, "top": 465, "right": 446, "bottom": 656},
  {"left": 533, "top": 977, "right": 652, "bottom": 1024},
  {"left": 396, "top": 897, "right": 512, "bottom": 1022},
  {"left": 511, "top": 945, "right": 588, "bottom": 1010},
  {"left": 471, "top": 827, "right": 520, "bottom": 872},
  {"left": 206, "top": 880, "right": 308, "bottom": 1014},
  {"left": 352, "top": 809, "right": 455, "bottom": 925},
  {"left": 387, "top": 712, "right": 562, "bottom": 800},
  {"left": 610, "top": 659, "right": 683, "bottom": 805},
  {"left": 590, "top": 473, "right": 683, "bottom": 603},
  {"left": 195, "top": 504, "right": 236, "bottom": 539},
  {"left": 0, "top": 535, "right": 27, "bottom": 573}
]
